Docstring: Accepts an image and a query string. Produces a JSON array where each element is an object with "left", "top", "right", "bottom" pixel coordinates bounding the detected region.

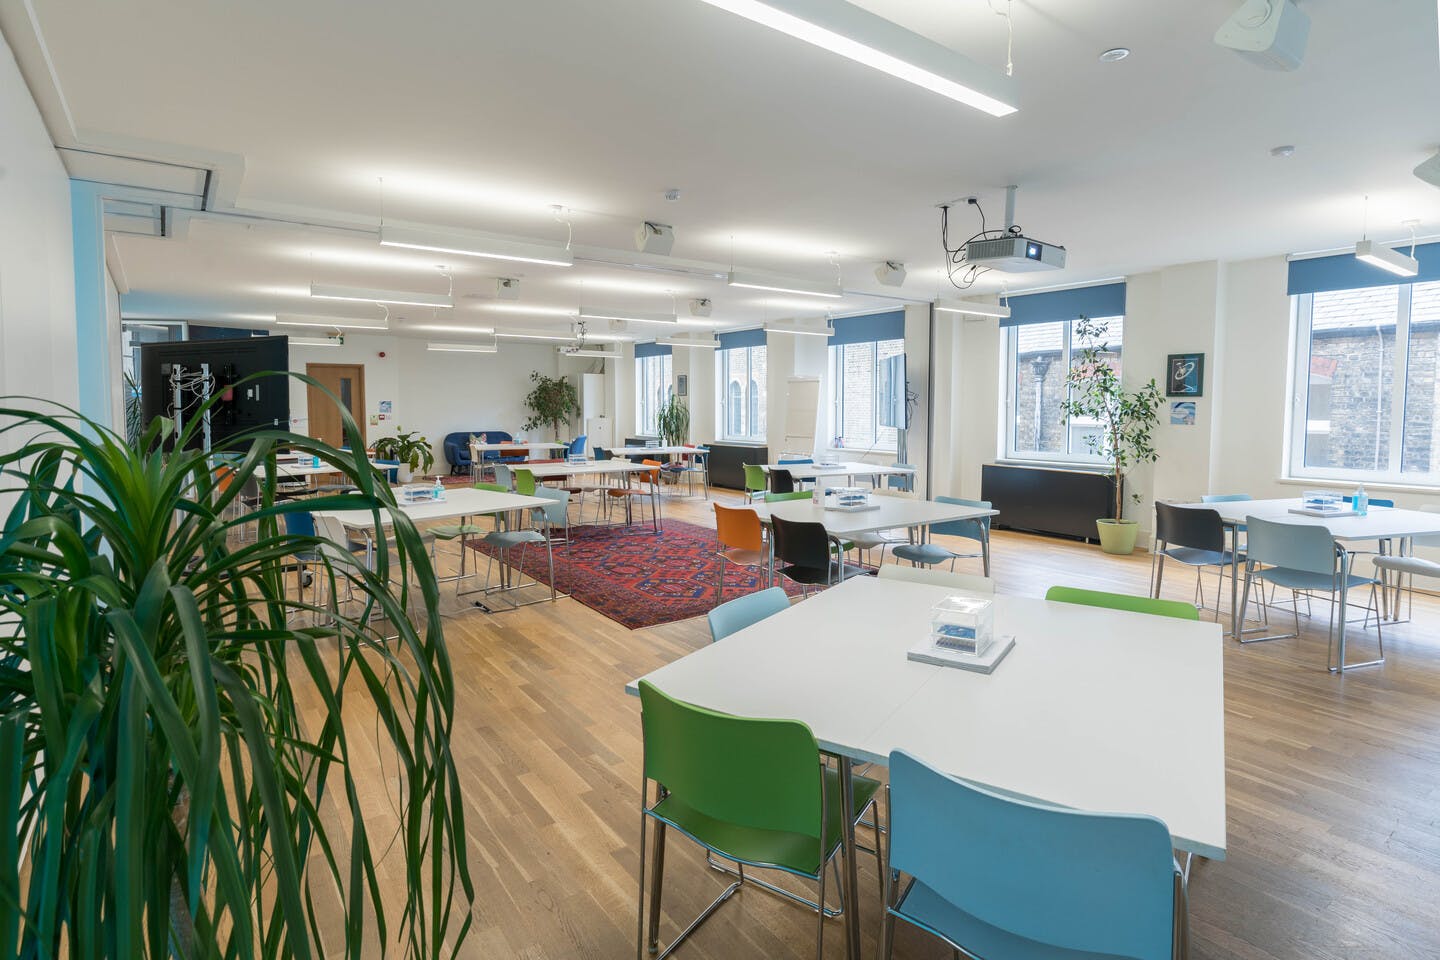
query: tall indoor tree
[{"left": 0, "top": 378, "right": 473, "bottom": 958}]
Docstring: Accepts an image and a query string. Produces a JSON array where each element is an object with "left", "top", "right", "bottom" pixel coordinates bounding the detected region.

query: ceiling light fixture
[
  {"left": 763, "top": 321, "right": 835, "bottom": 338},
  {"left": 379, "top": 224, "right": 574, "bottom": 267},
  {"left": 578, "top": 307, "right": 679, "bottom": 324},
  {"left": 559, "top": 347, "right": 620, "bottom": 359},
  {"left": 495, "top": 331, "right": 628, "bottom": 343},
  {"left": 288, "top": 337, "right": 344, "bottom": 348},
  {"left": 934, "top": 298, "right": 1011, "bottom": 319},
  {"left": 411, "top": 324, "right": 497, "bottom": 334},
  {"left": 1098, "top": 47, "right": 1130, "bottom": 62},
  {"left": 694, "top": 0, "right": 1016, "bottom": 116},
  {"left": 1355, "top": 239, "right": 1420, "bottom": 278},
  {"left": 310, "top": 282, "right": 453, "bottom": 309},
  {"left": 656, "top": 337, "right": 721, "bottom": 349},
  {"left": 727, "top": 270, "right": 843, "bottom": 299},
  {"left": 277, "top": 313, "right": 391, "bottom": 330},
  {"left": 428, "top": 341, "right": 499, "bottom": 353}
]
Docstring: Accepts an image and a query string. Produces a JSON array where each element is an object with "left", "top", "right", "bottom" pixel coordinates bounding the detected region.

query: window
[
  {"left": 1004, "top": 316, "right": 1124, "bottom": 463},
  {"left": 719, "top": 345, "right": 767, "bottom": 441},
  {"left": 635, "top": 352, "right": 672, "bottom": 436},
  {"left": 1289, "top": 281, "right": 1440, "bottom": 483},
  {"left": 828, "top": 338, "right": 905, "bottom": 451}
]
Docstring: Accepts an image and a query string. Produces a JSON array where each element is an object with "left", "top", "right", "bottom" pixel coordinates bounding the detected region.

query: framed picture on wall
[
  {"left": 1166, "top": 353, "right": 1204, "bottom": 397},
  {"left": 677, "top": 374, "right": 688, "bottom": 397}
]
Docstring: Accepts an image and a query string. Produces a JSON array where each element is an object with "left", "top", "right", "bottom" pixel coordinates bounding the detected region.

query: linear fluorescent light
[
  {"left": 728, "top": 270, "right": 843, "bottom": 299},
  {"left": 310, "top": 282, "right": 453, "bottom": 309},
  {"left": 277, "top": 313, "right": 390, "bottom": 330},
  {"left": 410, "top": 324, "right": 497, "bottom": 334},
  {"left": 935, "top": 298, "right": 1011, "bottom": 319},
  {"left": 696, "top": 0, "right": 1017, "bottom": 117},
  {"left": 380, "top": 224, "right": 574, "bottom": 267},
  {"left": 763, "top": 322, "right": 835, "bottom": 338},
  {"left": 559, "top": 347, "right": 619, "bottom": 359},
  {"left": 1354, "top": 239, "right": 1420, "bottom": 278},
  {"left": 428, "top": 341, "right": 498, "bottom": 353},
  {"left": 657, "top": 337, "right": 720, "bottom": 349},
  {"left": 578, "top": 306, "right": 679, "bottom": 324},
  {"left": 288, "top": 337, "right": 343, "bottom": 348}
]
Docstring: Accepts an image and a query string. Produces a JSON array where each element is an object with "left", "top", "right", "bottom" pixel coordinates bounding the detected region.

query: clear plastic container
[
  {"left": 930, "top": 595, "right": 995, "bottom": 656},
  {"left": 1302, "top": 490, "right": 1342, "bottom": 512}
]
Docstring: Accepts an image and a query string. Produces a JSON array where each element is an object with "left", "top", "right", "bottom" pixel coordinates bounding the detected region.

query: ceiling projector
[
  {"left": 966, "top": 234, "right": 1066, "bottom": 273},
  {"left": 1215, "top": 0, "right": 1309, "bottom": 71}
]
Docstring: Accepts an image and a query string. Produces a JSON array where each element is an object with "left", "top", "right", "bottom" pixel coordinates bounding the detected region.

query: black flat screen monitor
[{"left": 139, "top": 335, "right": 290, "bottom": 450}]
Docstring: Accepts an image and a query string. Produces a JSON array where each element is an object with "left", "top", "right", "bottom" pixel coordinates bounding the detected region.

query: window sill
[
  {"left": 995, "top": 458, "right": 1111, "bottom": 473},
  {"left": 1277, "top": 476, "right": 1440, "bottom": 496}
]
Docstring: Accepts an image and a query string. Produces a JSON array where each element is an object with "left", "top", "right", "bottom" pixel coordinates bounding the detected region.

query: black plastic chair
[
  {"left": 1150, "top": 501, "right": 1240, "bottom": 622},
  {"left": 771, "top": 516, "right": 869, "bottom": 597}
]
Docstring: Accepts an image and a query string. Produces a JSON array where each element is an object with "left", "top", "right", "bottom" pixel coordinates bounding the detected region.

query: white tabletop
[
  {"left": 521, "top": 460, "right": 655, "bottom": 480},
  {"left": 469, "top": 440, "right": 568, "bottom": 452},
  {"left": 1189, "top": 497, "right": 1440, "bottom": 542},
  {"left": 626, "top": 578, "right": 1226, "bottom": 859},
  {"left": 609, "top": 445, "right": 703, "bottom": 456},
  {"left": 746, "top": 497, "right": 995, "bottom": 537},
  {"left": 762, "top": 460, "right": 914, "bottom": 479},
  {"left": 312, "top": 486, "right": 548, "bottom": 527}
]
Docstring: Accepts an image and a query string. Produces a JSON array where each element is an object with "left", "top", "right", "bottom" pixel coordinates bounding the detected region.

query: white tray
[
  {"left": 907, "top": 634, "right": 1016, "bottom": 675},
  {"left": 1289, "top": 507, "right": 1360, "bottom": 518},
  {"left": 824, "top": 502, "right": 880, "bottom": 513}
]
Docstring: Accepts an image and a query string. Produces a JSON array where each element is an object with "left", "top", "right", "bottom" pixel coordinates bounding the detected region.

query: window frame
[
  {"left": 634, "top": 352, "right": 672, "bottom": 436},
  {"left": 1002, "top": 317, "right": 1122, "bottom": 466},
  {"left": 827, "top": 337, "right": 905, "bottom": 453},
  {"left": 1286, "top": 286, "right": 1434, "bottom": 485},
  {"left": 718, "top": 344, "right": 767, "bottom": 442}
]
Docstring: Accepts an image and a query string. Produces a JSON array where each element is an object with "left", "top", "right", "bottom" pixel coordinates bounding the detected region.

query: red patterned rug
[{"left": 465, "top": 517, "right": 809, "bottom": 629}]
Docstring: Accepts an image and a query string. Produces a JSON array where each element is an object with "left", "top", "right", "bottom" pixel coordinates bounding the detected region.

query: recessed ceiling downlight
[{"left": 1098, "top": 47, "right": 1131, "bottom": 62}]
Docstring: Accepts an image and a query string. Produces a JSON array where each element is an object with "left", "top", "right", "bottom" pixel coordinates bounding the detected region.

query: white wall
[{"left": 0, "top": 35, "right": 77, "bottom": 415}]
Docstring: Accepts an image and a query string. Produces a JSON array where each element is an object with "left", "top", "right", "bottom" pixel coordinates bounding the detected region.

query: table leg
[
  {"left": 1333, "top": 548, "right": 1351, "bottom": 673},
  {"left": 837, "top": 755, "right": 861, "bottom": 960},
  {"left": 1229, "top": 521, "right": 1240, "bottom": 639}
]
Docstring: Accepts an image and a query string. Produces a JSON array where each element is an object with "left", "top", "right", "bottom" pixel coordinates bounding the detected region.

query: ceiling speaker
[
  {"left": 636, "top": 221, "right": 675, "bottom": 256},
  {"left": 496, "top": 278, "right": 521, "bottom": 300}
]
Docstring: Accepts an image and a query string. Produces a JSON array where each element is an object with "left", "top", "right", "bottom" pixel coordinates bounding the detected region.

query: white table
[
  {"left": 312, "top": 486, "right": 548, "bottom": 537},
  {"left": 625, "top": 578, "right": 1227, "bottom": 960},
  {"left": 521, "top": 460, "right": 662, "bottom": 529},
  {"left": 762, "top": 460, "right": 915, "bottom": 485},
  {"left": 469, "top": 440, "right": 567, "bottom": 455},
  {"left": 609, "top": 445, "right": 702, "bottom": 457},
  {"left": 747, "top": 496, "right": 995, "bottom": 537},
  {"left": 1185, "top": 498, "right": 1440, "bottom": 671}
]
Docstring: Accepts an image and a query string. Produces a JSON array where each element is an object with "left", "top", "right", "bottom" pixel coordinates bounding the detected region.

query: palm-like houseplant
[
  {"left": 1059, "top": 316, "right": 1164, "bottom": 555},
  {"left": 0, "top": 377, "right": 472, "bottom": 958},
  {"left": 521, "top": 372, "right": 580, "bottom": 442},
  {"left": 655, "top": 395, "right": 690, "bottom": 447}
]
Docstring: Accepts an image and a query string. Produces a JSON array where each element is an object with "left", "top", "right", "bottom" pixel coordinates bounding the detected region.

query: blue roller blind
[
  {"left": 1001, "top": 282, "right": 1126, "bottom": 327},
  {"left": 830, "top": 310, "right": 905, "bottom": 346},
  {"left": 1288, "top": 242, "right": 1440, "bottom": 295},
  {"left": 634, "top": 341, "right": 672, "bottom": 358},
  {"left": 717, "top": 327, "right": 766, "bottom": 350}
]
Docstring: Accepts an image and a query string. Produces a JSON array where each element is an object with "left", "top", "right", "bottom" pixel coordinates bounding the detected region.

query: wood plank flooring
[{"left": 304, "top": 489, "right": 1440, "bottom": 959}]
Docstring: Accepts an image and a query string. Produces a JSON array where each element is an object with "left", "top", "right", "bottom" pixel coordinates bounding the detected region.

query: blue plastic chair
[
  {"left": 373, "top": 458, "right": 401, "bottom": 484},
  {"left": 567, "top": 434, "right": 588, "bottom": 458},
  {"left": 892, "top": 496, "right": 992, "bottom": 576},
  {"left": 886, "top": 462, "right": 916, "bottom": 492},
  {"left": 282, "top": 511, "right": 325, "bottom": 614},
  {"left": 1239, "top": 515, "right": 1384, "bottom": 668},
  {"left": 707, "top": 587, "right": 790, "bottom": 642},
  {"left": 881, "top": 750, "right": 1184, "bottom": 960}
]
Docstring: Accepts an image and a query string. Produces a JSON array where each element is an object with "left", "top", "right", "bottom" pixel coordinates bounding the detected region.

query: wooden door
[{"left": 306, "top": 363, "right": 366, "bottom": 448}]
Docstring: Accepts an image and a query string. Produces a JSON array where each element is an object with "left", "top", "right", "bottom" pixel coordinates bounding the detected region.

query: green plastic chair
[
  {"left": 764, "top": 490, "right": 813, "bottom": 502},
  {"left": 514, "top": 467, "right": 538, "bottom": 497},
  {"left": 637, "top": 680, "right": 881, "bottom": 960},
  {"left": 1045, "top": 585, "right": 1200, "bottom": 621},
  {"left": 742, "top": 463, "right": 767, "bottom": 503}
]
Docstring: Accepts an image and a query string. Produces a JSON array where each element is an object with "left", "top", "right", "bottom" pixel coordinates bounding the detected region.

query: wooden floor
[{"left": 308, "top": 488, "right": 1440, "bottom": 960}]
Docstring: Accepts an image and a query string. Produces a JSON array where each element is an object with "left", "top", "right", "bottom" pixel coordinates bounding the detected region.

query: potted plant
[
  {"left": 0, "top": 380, "right": 472, "bottom": 957},
  {"left": 372, "top": 425, "right": 434, "bottom": 481},
  {"left": 1059, "top": 316, "right": 1164, "bottom": 555},
  {"left": 656, "top": 395, "right": 690, "bottom": 447},
  {"left": 522, "top": 371, "right": 581, "bottom": 442}
]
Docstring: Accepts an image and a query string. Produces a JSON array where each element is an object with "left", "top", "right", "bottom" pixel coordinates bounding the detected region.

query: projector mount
[{"left": 939, "top": 185, "right": 1025, "bottom": 289}]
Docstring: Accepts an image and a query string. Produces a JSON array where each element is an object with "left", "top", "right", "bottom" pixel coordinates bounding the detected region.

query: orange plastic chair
[
  {"left": 606, "top": 459, "right": 662, "bottom": 530},
  {"left": 714, "top": 503, "right": 768, "bottom": 599}
]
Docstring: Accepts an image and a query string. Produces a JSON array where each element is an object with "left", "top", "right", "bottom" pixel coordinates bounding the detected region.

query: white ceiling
[{"left": 11, "top": 0, "right": 1440, "bottom": 338}]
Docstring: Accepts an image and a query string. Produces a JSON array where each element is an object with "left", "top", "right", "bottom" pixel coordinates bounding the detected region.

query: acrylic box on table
[{"left": 930, "top": 595, "right": 995, "bottom": 656}]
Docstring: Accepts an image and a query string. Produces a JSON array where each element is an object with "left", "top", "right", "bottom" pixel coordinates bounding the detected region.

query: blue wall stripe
[
  {"left": 830, "top": 309, "right": 905, "bottom": 346},
  {"left": 1287, "top": 242, "right": 1440, "bottom": 295},
  {"left": 1001, "top": 282, "right": 1126, "bottom": 328},
  {"left": 634, "top": 341, "right": 672, "bottom": 358},
  {"left": 717, "top": 327, "right": 767, "bottom": 350}
]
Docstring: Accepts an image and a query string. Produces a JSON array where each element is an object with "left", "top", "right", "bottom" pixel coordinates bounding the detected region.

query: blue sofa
[{"left": 443, "top": 430, "right": 523, "bottom": 474}]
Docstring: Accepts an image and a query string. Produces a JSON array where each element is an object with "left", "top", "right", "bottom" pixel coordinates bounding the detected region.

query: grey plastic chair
[{"left": 891, "top": 496, "right": 992, "bottom": 576}]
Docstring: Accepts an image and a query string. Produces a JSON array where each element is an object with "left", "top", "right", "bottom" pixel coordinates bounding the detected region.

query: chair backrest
[
  {"left": 492, "top": 462, "right": 513, "bottom": 488},
  {"left": 639, "top": 681, "right": 823, "bottom": 843},
  {"left": 714, "top": 503, "right": 764, "bottom": 552},
  {"left": 531, "top": 485, "right": 570, "bottom": 525},
  {"left": 770, "top": 467, "right": 796, "bottom": 494},
  {"left": 593, "top": 446, "right": 612, "bottom": 461},
  {"left": 777, "top": 456, "right": 813, "bottom": 465},
  {"left": 283, "top": 510, "right": 317, "bottom": 539},
  {"left": 707, "top": 587, "right": 790, "bottom": 642},
  {"left": 1244, "top": 515, "right": 1338, "bottom": 577},
  {"left": 1154, "top": 501, "right": 1224, "bottom": 553},
  {"left": 568, "top": 434, "right": 588, "bottom": 457},
  {"left": 887, "top": 750, "right": 1176, "bottom": 960},
  {"left": 1201, "top": 493, "right": 1251, "bottom": 503},
  {"left": 887, "top": 462, "right": 916, "bottom": 491},
  {"left": 879, "top": 565, "right": 994, "bottom": 594},
  {"left": 514, "top": 468, "right": 538, "bottom": 496},
  {"left": 373, "top": 459, "right": 400, "bottom": 483},
  {"left": 764, "top": 490, "right": 812, "bottom": 502},
  {"left": 473, "top": 482, "right": 508, "bottom": 493},
  {"left": 930, "top": 496, "right": 991, "bottom": 542},
  {"left": 742, "top": 463, "right": 767, "bottom": 493},
  {"left": 771, "top": 516, "right": 833, "bottom": 571},
  {"left": 640, "top": 459, "right": 663, "bottom": 485},
  {"left": 1045, "top": 585, "right": 1200, "bottom": 620},
  {"left": 1368, "top": 497, "right": 1394, "bottom": 508}
]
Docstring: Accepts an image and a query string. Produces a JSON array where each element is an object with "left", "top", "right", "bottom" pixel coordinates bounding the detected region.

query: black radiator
[{"left": 980, "top": 463, "right": 1118, "bottom": 542}]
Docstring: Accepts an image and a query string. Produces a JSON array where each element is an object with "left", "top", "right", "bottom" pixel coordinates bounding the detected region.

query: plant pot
[
  {"left": 1096, "top": 519, "right": 1139, "bottom": 555},
  {"left": 397, "top": 465, "right": 413, "bottom": 484}
]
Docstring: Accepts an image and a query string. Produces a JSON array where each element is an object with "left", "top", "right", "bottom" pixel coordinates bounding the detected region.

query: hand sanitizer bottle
[
  {"left": 1356, "top": 484, "right": 1368, "bottom": 516},
  {"left": 433, "top": 475, "right": 444, "bottom": 501}
]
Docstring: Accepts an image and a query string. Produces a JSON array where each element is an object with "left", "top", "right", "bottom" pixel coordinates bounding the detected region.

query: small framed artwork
[
  {"left": 677, "top": 374, "right": 689, "bottom": 397},
  {"left": 1166, "top": 353, "right": 1205, "bottom": 397},
  {"left": 1170, "top": 401, "right": 1196, "bottom": 426}
]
